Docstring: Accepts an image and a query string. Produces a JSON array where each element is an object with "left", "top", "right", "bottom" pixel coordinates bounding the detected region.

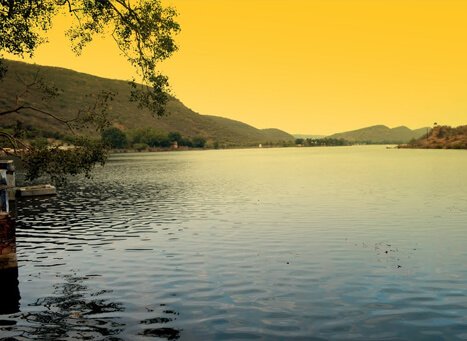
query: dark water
[{"left": 1, "top": 146, "right": 467, "bottom": 340}]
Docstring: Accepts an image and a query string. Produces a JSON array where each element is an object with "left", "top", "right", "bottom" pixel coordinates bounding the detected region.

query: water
[{"left": 1, "top": 146, "right": 467, "bottom": 340}]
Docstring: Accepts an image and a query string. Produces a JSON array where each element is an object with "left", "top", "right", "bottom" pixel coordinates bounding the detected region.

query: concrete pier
[
  {"left": 0, "top": 213, "right": 20, "bottom": 314},
  {"left": 0, "top": 160, "right": 15, "bottom": 201},
  {"left": 0, "top": 161, "right": 19, "bottom": 314}
]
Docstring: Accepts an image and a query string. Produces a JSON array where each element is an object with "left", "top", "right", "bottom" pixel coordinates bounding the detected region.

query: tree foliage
[
  {"left": 191, "top": 136, "right": 206, "bottom": 148},
  {"left": 168, "top": 131, "right": 182, "bottom": 143},
  {"left": 0, "top": 1, "right": 55, "bottom": 57},
  {"left": 23, "top": 138, "right": 107, "bottom": 184},
  {"left": 101, "top": 127, "right": 128, "bottom": 149},
  {"left": 0, "top": 0, "right": 180, "bottom": 182},
  {"left": 295, "top": 138, "right": 351, "bottom": 147},
  {"left": 130, "top": 128, "right": 170, "bottom": 147}
]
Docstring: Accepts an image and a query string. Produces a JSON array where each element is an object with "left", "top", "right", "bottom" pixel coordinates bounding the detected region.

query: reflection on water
[
  {"left": 1, "top": 147, "right": 467, "bottom": 340},
  {"left": 19, "top": 274, "right": 125, "bottom": 340},
  {"left": 2, "top": 270, "right": 181, "bottom": 340}
]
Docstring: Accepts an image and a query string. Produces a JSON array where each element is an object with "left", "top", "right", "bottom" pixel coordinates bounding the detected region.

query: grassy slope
[
  {"left": 0, "top": 60, "right": 293, "bottom": 145},
  {"left": 327, "top": 125, "right": 429, "bottom": 144}
]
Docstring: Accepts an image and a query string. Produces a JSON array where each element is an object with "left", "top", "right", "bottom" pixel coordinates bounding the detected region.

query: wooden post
[{"left": 0, "top": 213, "right": 20, "bottom": 314}]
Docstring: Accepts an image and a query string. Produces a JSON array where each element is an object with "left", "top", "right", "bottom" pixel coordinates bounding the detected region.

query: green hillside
[
  {"left": 327, "top": 125, "right": 428, "bottom": 144},
  {"left": 0, "top": 60, "right": 293, "bottom": 146}
]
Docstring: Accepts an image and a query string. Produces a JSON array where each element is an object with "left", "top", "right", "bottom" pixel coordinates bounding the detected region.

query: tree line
[
  {"left": 101, "top": 127, "right": 207, "bottom": 150},
  {"left": 295, "top": 138, "right": 351, "bottom": 146}
]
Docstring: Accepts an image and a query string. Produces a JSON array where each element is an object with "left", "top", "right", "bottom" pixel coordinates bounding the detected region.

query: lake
[{"left": 1, "top": 146, "right": 467, "bottom": 340}]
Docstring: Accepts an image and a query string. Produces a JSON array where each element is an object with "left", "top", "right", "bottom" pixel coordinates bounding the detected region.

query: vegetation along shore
[{"left": 400, "top": 125, "right": 467, "bottom": 149}]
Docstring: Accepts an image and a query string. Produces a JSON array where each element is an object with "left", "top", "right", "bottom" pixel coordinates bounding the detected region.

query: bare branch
[
  {"left": 58, "top": 0, "right": 73, "bottom": 13},
  {"left": 0, "top": 131, "right": 29, "bottom": 153},
  {"left": 0, "top": 105, "right": 76, "bottom": 134},
  {"left": 59, "top": 0, "right": 83, "bottom": 26},
  {"left": 14, "top": 69, "right": 40, "bottom": 103},
  {"left": 111, "top": 30, "right": 131, "bottom": 60},
  {"left": 0, "top": 106, "right": 25, "bottom": 116}
]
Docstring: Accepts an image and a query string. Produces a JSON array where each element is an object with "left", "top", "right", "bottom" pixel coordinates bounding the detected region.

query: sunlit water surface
[{"left": 1, "top": 146, "right": 467, "bottom": 340}]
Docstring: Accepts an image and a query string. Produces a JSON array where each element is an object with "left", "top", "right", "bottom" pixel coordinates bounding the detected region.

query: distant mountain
[
  {"left": 203, "top": 115, "right": 293, "bottom": 143},
  {"left": 327, "top": 125, "right": 428, "bottom": 144},
  {"left": 0, "top": 60, "right": 293, "bottom": 146},
  {"left": 403, "top": 125, "right": 467, "bottom": 149}
]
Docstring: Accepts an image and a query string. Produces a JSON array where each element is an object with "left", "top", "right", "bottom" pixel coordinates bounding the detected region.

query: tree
[
  {"left": 101, "top": 127, "right": 128, "bottom": 149},
  {"left": 130, "top": 128, "right": 169, "bottom": 147},
  {"left": 0, "top": 0, "right": 180, "bottom": 181},
  {"left": 191, "top": 136, "right": 206, "bottom": 148},
  {"left": 168, "top": 131, "right": 182, "bottom": 143}
]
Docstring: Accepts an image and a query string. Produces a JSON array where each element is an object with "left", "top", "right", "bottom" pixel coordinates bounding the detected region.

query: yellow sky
[{"left": 7, "top": 0, "right": 467, "bottom": 135}]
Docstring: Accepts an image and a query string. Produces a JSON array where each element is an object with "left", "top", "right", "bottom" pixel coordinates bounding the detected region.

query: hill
[
  {"left": 327, "top": 125, "right": 428, "bottom": 144},
  {"left": 402, "top": 125, "right": 467, "bottom": 149},
  {"left": 0, "top": 60, "right": 293, "bottom": 146}
]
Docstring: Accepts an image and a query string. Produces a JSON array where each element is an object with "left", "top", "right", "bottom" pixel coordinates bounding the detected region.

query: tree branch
[
  {"left": 0, "top": 131, "right": 29, "bottom": 152},
  {"left": 0, "top": 105, "right": 76, "bottom": 134}
]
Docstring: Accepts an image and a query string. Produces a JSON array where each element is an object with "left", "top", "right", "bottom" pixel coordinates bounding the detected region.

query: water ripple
[{"left": 1, "top": 148, "right": 467, "bottom": 340}]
